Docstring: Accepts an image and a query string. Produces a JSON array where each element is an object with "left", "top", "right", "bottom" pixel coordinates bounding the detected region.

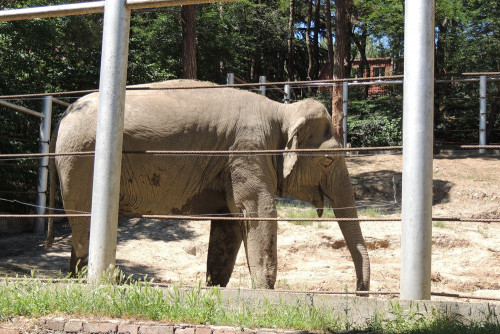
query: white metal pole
[
  {"left": 479, "top": 75, "right": 487, "bottom": 154},
  {"left": 342, "top": 81, "right": 348, "bottom": 146},
  {"left": 88, "top": 0, "right": 131, "bottom": 282},
  {"left": 400, "top": 0, "right": 435, "bottom": 300},
  {"left": 34, "top": 96, "right": 52, "bottom": 234},
  {"left": 227, "top": 72, "right": 234, "bottom": 85},
  {"left": 284, "top": 84, "right": 291, "bottom": 104},
  {"left": 259, "top": 75, "right": 266, "bottom": 96}
]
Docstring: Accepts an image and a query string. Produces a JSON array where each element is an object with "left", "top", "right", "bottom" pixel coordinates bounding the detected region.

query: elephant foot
[
  {"left": 206, "top": 273, "right": 229, "bottom": 287},
  {"left": 70, "top": 246, "right": 88, "bottom": 277},
  {"left": 249, "top": 270, "right": 276, "bottom": 289},
  {"left": 357, "top": 280, "right": 370, "bottom": 291},
  {"left": 356, "top": 280, "right": 370, "bottom": 296}
]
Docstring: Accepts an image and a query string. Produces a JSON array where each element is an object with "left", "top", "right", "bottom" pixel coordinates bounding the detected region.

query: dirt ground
[{"left": 1, "top": 153, "right": 499, "bottom": 301}]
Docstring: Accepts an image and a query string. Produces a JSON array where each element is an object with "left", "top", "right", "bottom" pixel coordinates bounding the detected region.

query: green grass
[
  {"left": 1, "top": 275, "right": 499, "bottom": 333},
  {"left": 358, "top": 207, "right": 383, "bottom": 218},
  {"left": 433, "top": 220, "right": 446, "bottom": 228},
  {"left": 367, "top": 301, "right": 500, "bottom": 334},
  {"left": 0, "top": 276, "right": 343, "bottom": 331},
  {"left": 277, "top": 202, "right": 384, "bottom": 227},
  {"left": 276, "top": 202, "right": 335, "bottom": 226}
]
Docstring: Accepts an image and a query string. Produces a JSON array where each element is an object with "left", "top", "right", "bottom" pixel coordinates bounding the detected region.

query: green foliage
[
  {"left": 352, "top": 0, "right": 405, "bottom": 61},
  {"left": 128, "top": 11, "right": 180, "bottom": 83},
  {"left": 347, "top": 92, "right": 403, "bottom": 147},
  {"left": 197, "top": 1, "right": 288, "bottom": 84}
]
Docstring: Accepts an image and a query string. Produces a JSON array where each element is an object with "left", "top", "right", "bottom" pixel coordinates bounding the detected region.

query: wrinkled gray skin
[{"left": 49, "top": 80, "right": 370, "bottom": 291}]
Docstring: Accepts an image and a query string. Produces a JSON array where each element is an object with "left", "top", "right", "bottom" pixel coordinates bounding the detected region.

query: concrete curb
[{"left": 218, "top": 289, "right": 499, "bottom": 326}]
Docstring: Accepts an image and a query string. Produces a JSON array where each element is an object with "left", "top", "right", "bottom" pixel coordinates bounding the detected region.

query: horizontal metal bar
[
  {"left": 0, "top": 0, "right": 237, "bottom": 22},
  {"left": 435, "top": 77, "right": 500, "bottom": 83},
  {"left": 126, "top": 0, "right": 239, "bottom": 10},
  {"left": 312, "top": 77, "right": 500, "bottom": 87},
  {"left": 51, "top": 98, "right": 71, "bottom": 107},
  {"left": 346, "top": 80, "right": 403, "bottom": 87},
  {"left": 0, "top": 99, "right": 44, "bottom": 118},
  {"left": 0, "top": 2, "right": 105, "bottom": 22}
]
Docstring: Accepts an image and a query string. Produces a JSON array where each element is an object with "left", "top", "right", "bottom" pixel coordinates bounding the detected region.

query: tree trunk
[
  {"left": 306, "top": 0, "right": 313, "bottom": 81},
  {"left": 332, "top": 0, "right": 351, "bottom": 144},
  {"left": 313, "top": 0, "right": 321, "bottom": 79},
  {"left": 287, "top": 0, "right": 295, "bottom": 81},
  {"left": 345, "top": 13, "right": 353, "bottom": 78},
  {"left": 352, "top": 31, "right": 369, "bottom": 96},
  {"left": 181, "top": 5, "right": 197, "bottom": 79},
  {"left": 434, "top": 18, "right": 449, "bottom": 132},
  {"left": 325, "top": 0, "right": 334, "bottom": 78}
]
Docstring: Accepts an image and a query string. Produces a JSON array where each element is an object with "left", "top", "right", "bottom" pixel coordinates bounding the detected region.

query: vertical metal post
[
  {"left": 88, "top": 0, "right": 131, "bottom": 282},
  {"left": 259, "top": 75, "right": 266, "bottom": 96},
  {"left": 400, "top": 0, "right": 434, "bottom": 300},
  {"left": 342, "top": 81, "right": 348, "bottom": 146},
  {"left": 227, "top": 72, "right": 234, "bottom": 85},
  {"left": 479, "top": 75, "right": 487, "bottom": 154},
  {"left": 34, "top": 96, "right": 52, "bottom": 234},
  {"left": 284, "top": 84, "right": 291, "bottom": 104}
]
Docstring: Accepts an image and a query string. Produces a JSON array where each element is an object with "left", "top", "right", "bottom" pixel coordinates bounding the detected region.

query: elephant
[{"left": 47, "top": 79, "right": 370, "bottom": 291}]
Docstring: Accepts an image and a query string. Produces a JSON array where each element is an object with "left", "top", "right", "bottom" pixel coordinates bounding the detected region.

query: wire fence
[
  {"left": 1, "top": 76, "right": 499, "bottom": 303},
  {"left": 0, "top": 145, "right": 499, "bottom": 224},
  {"left": 0, "top": 145, "right": 499, "bottom": 160},
  {"left": 0, "top": 72, "right": 499, "bottom": 100}
]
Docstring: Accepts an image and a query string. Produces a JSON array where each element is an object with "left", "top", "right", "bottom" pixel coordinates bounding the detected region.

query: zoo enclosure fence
[
  {"left": 1, "top": 0, "right": 499, "bottom": 301},
  {"left": 2, "top": 76, "right": 500, "bottom": 300},
  {"left": 3, "top": 73, "right": 498, "bottom": 215}
]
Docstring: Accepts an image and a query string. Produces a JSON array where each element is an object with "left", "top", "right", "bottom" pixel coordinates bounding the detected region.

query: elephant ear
[{"left": 283, "top": 117, "right": 306, "bottom": 179}]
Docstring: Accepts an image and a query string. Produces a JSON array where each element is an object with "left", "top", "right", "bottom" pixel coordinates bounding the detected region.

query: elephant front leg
[
  {"left": 242, "top": 219, "right": 278, "bottom": 289},
  {"left": 206, "top": 220, "right": 243, "bottom": 286},
  {"left": 227, "top": 156, "right": 278, "bottom": 289}
]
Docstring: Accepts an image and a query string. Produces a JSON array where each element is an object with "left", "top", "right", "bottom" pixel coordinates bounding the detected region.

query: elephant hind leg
[
  {"left": 70, "top": 246, "right": 88, "bottom": 277},
  {"left": 206, "top": 220, "right": 243, "bottom": 287},
  {"left": 67, "top": 216, "right": 91, "bottom": 276}
]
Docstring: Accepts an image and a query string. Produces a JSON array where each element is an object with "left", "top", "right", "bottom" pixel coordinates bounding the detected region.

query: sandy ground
[{"left": 1, "top": 153, "right": 499, "bottom": 301}]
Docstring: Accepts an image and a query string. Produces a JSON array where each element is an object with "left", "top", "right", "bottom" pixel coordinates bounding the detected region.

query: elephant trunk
[{"left": 323, "top": 161, "right": 370, "bottom": 291}]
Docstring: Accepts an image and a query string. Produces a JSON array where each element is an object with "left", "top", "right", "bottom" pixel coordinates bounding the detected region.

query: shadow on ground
[
  {"left": 352, "top": 170, "right": 454, "bottom": 214},
  {"left": 0, "top": 218, "right": 197, "bottom": 279},
  {"left": 117, "top": 218, "right": 196, "bottom": 243}
]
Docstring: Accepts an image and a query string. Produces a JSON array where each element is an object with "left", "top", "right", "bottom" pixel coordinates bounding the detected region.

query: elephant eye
[{"left": 320, "top": 155, "right": 334, "bottom": 168}]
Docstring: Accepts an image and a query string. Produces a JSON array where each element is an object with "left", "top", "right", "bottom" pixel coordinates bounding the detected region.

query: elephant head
[{"left": 279, "top": 99, "right": 370, "bottom": 291}]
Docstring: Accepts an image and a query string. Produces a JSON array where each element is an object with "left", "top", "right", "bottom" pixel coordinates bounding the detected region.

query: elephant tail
[{"left": 45, "top": 123, "right": 60, "bottom": 248}]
